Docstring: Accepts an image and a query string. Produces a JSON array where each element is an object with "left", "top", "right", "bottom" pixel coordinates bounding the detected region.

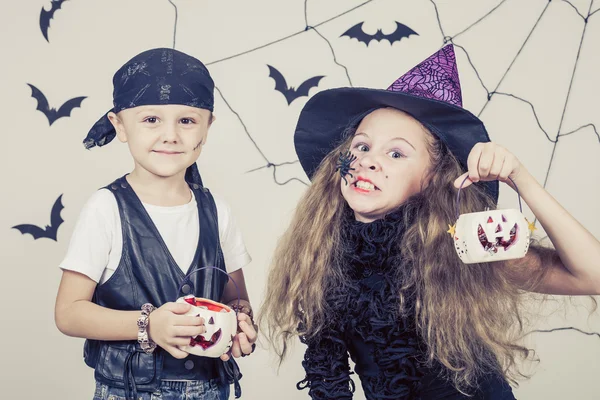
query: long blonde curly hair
[{"left": 259, "top": 119, "right": 556, "bottom": 393}]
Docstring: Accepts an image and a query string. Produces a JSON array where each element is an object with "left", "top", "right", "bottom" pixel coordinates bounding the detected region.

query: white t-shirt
[{"left": 59, "top": 188, "right": 251, "bottom": 285}]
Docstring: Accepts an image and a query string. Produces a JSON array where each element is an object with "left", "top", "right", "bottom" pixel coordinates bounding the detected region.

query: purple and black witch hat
[{"left": 294, "top": 44, "right": 499, "bottom": 202}]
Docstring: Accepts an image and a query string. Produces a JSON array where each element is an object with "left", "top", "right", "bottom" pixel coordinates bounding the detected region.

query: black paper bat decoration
[
  {"left": 12, "top": 194, "right": 65, "bottom": 241},
  {"left": 340, "top": 21, "right": 418, "bottom": 46},
  {"left": 40, "top": 0, "right": 68, "bottom": 42},
  {"left": 267, "top": 65, "right": 325, "bottom": 105},
  {"left": 27, "top": 84, "right": 86, "bottom": 125}
]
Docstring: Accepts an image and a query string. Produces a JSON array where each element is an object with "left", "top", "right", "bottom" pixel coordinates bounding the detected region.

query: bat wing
[
  {"left": 27, "top": 84, "right": 51, "bottom": 115},
  {"left": 57, "top": 96, "right": 86, "bottom": 120},
  {"left": 39, "top": 0, "right": 66, "bottom": 42},
  {"left": 48, "top": 194, "right": 65, "bottom": 240},
  {"left": 267, "top": 65, "right": 289, "bottom": 95},
  {"left": 12, "top": 224, "right": 47, "bottom": 240},
  {"left": 340, "top": 22, "right": 371, "bottom": 45},
  {"left": 383, "top": 22, "right": 419, "bottom": 43},
  {"left": 39, "top": 7, "right": 53, "bottom": 42},
  {"left": 295, "top": 75, "right": 325, "bottom": 98},
  {"left": 11, "top": 195, "right": 64, "bottom": 241}
]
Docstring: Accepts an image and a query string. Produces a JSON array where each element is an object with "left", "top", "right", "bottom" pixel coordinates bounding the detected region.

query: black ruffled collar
[{"left": 341, "top": 206, "right": 408, "bottom": 275}]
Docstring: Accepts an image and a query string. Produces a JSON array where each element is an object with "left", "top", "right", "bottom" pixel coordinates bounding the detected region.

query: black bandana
[{"left": 83, "top": 48, "right": 215, "bottom": 185}]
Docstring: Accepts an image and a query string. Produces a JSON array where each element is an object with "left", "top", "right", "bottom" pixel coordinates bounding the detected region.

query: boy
[{"left": 55, "top": 48, "right": 257, "bottom": 400}]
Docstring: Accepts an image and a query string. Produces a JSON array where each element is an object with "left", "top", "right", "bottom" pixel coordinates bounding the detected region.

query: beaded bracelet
[
  {"left": 228, "top": 302, "right": 259, "bottom": 333},
  {"left": 137, "top": 303, "right": 157, "bottom": 354}
]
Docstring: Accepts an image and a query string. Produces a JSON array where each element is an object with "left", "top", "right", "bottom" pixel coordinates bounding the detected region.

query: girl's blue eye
[
  {"left": 388, "top": 150, "right": 404, "bottom": 159},
  {"left": 354, "top": 143, "right": 369, "bottom": 152}
]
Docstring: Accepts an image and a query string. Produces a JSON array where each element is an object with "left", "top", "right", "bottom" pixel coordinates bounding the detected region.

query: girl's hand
[{"left": 454, "top": 142, "right": 523, "bottom": 189}]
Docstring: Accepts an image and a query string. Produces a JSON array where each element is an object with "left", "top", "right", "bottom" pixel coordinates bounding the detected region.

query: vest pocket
[{"left": 96, "top": 343, "right": 158, "bottom": 385}]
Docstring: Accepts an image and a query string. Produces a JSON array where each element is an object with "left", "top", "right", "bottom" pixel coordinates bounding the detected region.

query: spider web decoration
[
  {"left": 433, "top": 0, "right": 598, "bottom": 199},
  {"left": 170, "top": 0, "right": 599, "bottom": 197}
]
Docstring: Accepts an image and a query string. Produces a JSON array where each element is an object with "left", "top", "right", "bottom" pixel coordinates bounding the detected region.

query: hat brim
[
  {"left": 83, "top": 109, "right": 117, "bottom": 150},
  {"left": 293, "top": 87, "right": 498, "bottom": 202}
]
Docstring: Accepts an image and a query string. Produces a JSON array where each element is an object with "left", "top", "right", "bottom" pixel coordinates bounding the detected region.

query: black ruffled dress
[{"left": 297, "top": 210, "right": 517, "bottom": 400}]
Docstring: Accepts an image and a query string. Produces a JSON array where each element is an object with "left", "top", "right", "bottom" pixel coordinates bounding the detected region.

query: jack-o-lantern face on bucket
[
  {"left": 452, "top": 209, "right": 532, "bottom": 264},
  {"left": 175, "top": 296, "right": 238, "bottom": 358}
]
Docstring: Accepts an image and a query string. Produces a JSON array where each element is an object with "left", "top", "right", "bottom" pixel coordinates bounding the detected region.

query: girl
[{"left": 260, "top": 45, "right": 600, "bottom": 399}]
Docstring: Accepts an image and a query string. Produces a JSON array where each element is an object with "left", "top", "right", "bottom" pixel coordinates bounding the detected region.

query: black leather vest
[{"left": 83, "top": 175, "right": 241, "bottom": 398}]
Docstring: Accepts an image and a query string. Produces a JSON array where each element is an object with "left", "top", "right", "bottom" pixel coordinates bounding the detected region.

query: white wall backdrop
[{"left": 1, "top": 0, "right": 599, "bottom": 398}]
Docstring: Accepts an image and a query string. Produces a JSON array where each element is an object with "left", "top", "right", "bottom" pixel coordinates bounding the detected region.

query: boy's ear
[
  {"left": 107, "top": 111, "right": 127, "bottom": 143},
  {"left": 202, "top": 113, "right": 215, "bottom": 146}
]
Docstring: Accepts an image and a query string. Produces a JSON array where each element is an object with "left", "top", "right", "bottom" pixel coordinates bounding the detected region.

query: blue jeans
[{"left": 93, "top": 379, "right": 230, "bottom": 400}]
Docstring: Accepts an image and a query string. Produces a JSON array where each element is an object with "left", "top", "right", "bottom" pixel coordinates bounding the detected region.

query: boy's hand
[
  {"left": 147, "top": 302, "right": 206, "bottom": 359},
  {"left": 220, "top": 313, "right": 257, "bottom": 361}
]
